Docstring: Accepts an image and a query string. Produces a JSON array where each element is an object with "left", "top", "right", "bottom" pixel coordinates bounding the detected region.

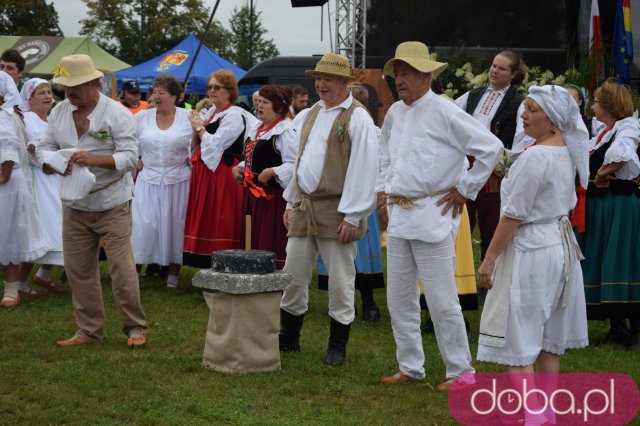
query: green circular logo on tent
[{"left": 17, "top": 40, "right": 50, "bottom": 65}]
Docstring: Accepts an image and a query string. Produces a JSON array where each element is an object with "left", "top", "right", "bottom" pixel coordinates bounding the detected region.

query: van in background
[{"left": 238, "top": 56, "right": 397, "bottom": 126}]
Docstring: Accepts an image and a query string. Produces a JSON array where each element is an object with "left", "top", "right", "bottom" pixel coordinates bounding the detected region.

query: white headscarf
[
  {"left": 527, "top": 85, "right": 590, "bottom": 188},
  {"left": 19, "top": 78, "right": 50, "bottom": 112},
  {"left": 0, "top": 71, "right": 21, "bottom": 114}
]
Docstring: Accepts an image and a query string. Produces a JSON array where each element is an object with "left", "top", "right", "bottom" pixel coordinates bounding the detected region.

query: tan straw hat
[
  {"left": 383, "top": 41, "right": 447, "bottom": 79},
  {"left": 52, "top": 54, "right": 104, "bottom": 87},
  {"left": 305, "top": 53, "right": 356, "bottom": 80}
]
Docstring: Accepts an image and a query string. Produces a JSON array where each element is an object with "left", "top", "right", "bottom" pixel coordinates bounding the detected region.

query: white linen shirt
[
  {"left": 378, "top": 90, "right": 503, "bottom": 243},
  {"left": 36, "top": 93, "right": 139, "bottom": 211},
  {"left": 283, "top": 94, "right": 379, "bottom": 226},
  {"left": 135, "top": 107, "right": 192, "bottom": 185},
  {"left": 238, "top": 118, "right": 298, "bottom": 189},
  {"left": 455, "top": 85, "right": 510, "bottom": 130}
]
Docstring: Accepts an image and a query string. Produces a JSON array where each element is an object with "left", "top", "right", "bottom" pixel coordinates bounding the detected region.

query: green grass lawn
[{"left": 1, "top": 244, "right": 639, "bottom": 425}]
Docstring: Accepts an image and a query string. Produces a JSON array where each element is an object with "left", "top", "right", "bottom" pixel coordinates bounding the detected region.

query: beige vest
[{"left": 287, "top": 99, "right": 368, "bottom": 239}]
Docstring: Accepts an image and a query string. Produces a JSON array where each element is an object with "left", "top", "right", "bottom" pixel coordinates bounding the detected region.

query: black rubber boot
[
  {"left": 279, "top": 309, "right": 304, "bottom": 352},
  {"left": 323, "top": 318, "right": 351, "bottom": 365},
  {"left": 360, "top": 287, "right": 381, "bottom": 322},
  {"left": 625, "top": 317, "right": 640, "bottom": 350},
  {"left": 602, "top": 317, "right": 630, "bottom": 345}
]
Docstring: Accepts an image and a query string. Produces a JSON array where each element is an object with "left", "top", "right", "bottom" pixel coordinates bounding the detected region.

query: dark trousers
[{"left": 466, "top": 190, "right": 501, "bottom": 261}]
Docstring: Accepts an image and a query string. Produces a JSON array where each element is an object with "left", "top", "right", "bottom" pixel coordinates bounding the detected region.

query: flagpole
[{"left": 182, "top": 0, "right": 222, "bottom": 94}]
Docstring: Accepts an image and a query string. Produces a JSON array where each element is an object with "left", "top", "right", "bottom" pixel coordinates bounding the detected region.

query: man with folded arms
[
  {"left": 378, "top": 42, "right": 502, "bottom": 389},
  {"left": 279, "top": 53, "right": 378, "bottom": 365},
  {"left": 37, "top": 54, "right": 147, "bottom": 347}
]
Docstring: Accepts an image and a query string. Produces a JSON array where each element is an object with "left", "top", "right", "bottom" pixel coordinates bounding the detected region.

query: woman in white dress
[
  {"left": 477, "top": 86, "right": 589, "bottom": 425},
  {"left": 18, "top": 78, "right": 66, "bottom": 294},
  {"left": 0, "top": 71, "right": 53, "bottom": 307},
  {"left": 131, "top": 74, "right": 191, "bottom": 289}
]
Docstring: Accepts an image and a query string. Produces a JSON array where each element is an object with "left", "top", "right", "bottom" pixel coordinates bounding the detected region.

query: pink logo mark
[{"left": 448, "top": 373, "right": 640, "bottom": 425}]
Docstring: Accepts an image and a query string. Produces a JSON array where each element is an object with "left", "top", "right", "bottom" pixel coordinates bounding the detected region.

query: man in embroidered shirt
[
  {"left": 454, "top": 51, "right": 524, "bottom": 281},
  {"left": 378, "top": 42, "right": 502, "bottom": 389},
  {"left": 36, "top": 54, "right": 147, "bottom": 347},
  {"left": 279, "top": 53, "right": 378, "bottom": 365}
]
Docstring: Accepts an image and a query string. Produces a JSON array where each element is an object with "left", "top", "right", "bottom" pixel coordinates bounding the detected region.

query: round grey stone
[{"left": 211, "top": 249, "right": 276, "bottom": 274}]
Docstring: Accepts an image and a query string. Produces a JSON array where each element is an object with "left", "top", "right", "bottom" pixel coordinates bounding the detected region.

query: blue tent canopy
[{"left": 114, "top": 34, "right": 245, "bottom": 95}]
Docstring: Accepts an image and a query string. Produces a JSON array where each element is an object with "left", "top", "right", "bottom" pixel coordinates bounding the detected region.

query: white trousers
[
  {"left": 281, "top": 236, "right": 356, "bottom": 325},
  {"left": 387, "top": 235, "right": 475, "bottom": 379}
]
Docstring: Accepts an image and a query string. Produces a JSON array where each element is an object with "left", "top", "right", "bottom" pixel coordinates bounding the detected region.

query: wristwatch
[{"left": 195, "top": 126, "right": 204, "bottom": 133}]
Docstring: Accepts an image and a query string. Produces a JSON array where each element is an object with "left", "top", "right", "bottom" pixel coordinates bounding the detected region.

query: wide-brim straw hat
[
  {"left": 383, "top": 41, "right": 448, "bottom": 79},
  {"left": 52, "top": 54, "right": 104, "bottom": 87},
  {"left": 305, "top": 53, "right": 356, "bottom": 80}
]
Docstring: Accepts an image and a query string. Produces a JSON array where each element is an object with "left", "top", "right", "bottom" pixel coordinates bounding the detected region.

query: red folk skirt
[{"left": 183, "top": 155, "right": 243, "bottom": 268}]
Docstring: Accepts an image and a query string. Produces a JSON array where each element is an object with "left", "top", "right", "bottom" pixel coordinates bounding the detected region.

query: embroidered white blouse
[
  {"left": 589, "top": 117, "right": 640, "bottom": 180},
  {"left": 237, "top": 118, "right": 298, "bottom": 189},
  {"left": 199, "top": 105, "right": 259, "bottom": 173}
]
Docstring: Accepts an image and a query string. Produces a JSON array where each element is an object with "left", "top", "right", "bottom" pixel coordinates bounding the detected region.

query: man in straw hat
[
  {"left": 37, "top": 54, "right": 148, "bottom": 347},
  {"left": 279, "top": 53, "right": 378, "bottom": 365},
  {"left": 377, "top": 42, "right": 502, "bottom": 389}
]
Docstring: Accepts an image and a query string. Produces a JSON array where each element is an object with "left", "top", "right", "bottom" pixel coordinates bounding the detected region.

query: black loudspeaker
[{"left": 290, "top": 0, "right": 328, "bottom": 7}]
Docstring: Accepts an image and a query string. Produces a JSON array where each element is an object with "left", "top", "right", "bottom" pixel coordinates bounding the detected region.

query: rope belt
[
  {"left": 386, "top": 189, "right": 450, "bottom": 210},
  {"left": 89, "top": 173, "right": 125, "bottom": 195}
]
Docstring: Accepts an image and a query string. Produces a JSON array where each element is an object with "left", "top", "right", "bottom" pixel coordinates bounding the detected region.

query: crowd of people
[{"left": 1, "top": 41, "right": 639, "bottom": 407}]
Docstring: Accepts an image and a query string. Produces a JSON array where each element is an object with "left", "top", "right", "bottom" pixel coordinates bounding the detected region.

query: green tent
[{"left": 0, "top": 35, "right": 130, "bottom": 76}]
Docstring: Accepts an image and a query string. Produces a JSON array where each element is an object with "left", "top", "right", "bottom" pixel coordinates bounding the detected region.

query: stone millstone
[
  {"left": 211, "top": 249, "right": 276, "bottom": 274},
  {"left": 192, "top": 269, "right": 293, "bottom": 294}
]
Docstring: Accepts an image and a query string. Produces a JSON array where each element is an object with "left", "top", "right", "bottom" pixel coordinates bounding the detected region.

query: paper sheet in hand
[{"left": 41, "top": 148, "right": 77, "bottom": 174}]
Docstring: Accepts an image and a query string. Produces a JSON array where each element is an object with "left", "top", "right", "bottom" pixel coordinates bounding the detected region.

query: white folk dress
[
  {"left": 477, "top": 145, "right": 589, "bottom": 366},
  {"left": 0, "top": 109, "right": 53, "bottom": 265},
  {"left": 23, "top": 111, "right": 64, "bottom": 265},
  {"left": 131, "top": 108, "right": 192, "bottom": 265}
]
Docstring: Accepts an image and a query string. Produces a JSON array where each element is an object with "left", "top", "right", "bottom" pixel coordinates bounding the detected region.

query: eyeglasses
[{"left": 207, "top": 84, "right": 227, "bottom": 91}]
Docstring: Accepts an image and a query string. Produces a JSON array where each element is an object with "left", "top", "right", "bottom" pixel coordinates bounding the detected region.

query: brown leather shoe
[
  {"left": 56, "top": 337, "right": 90, "bottom": 347},
  {"left": 127, "top": 332, "right": 146, "bottom": 347},
  {"left": 381, "top": 371, "right": 413, "bottom": 384},
  {"left": 33, "top": 276, "right": 66, "bottom": 293}
]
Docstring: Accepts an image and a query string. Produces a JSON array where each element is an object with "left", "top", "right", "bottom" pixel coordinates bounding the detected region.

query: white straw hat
[{"left": 53, "top": 54, "right": 104, "bottom": 87}]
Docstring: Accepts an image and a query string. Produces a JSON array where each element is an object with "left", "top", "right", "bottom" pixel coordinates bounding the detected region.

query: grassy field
[{"left": 1, "top": 249, "right": 639, "bottom": 425}]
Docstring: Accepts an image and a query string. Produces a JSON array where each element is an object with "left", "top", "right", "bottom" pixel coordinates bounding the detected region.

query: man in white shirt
[
  {"left": 280, "top": 53, "right": 378, "bottom": 365},
  {"left": 37, "top": 55, "right": 147, "bottom": 347},
  {"left": 378, "top": 42, "right": 502, "bottom": 389}
]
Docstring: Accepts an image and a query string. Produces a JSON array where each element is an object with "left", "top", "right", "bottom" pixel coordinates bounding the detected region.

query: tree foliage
[
  {"left": 80, "top": 0, "right": 232, "bottom": 64},
  {"left": 227, "top": 2, "right": 279, "bottom": 70},
  {"left": 0, "top": 0, "right": 62, "bottom": 36}
]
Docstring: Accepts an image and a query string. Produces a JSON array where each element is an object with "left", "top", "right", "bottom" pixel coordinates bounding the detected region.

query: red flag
[{"left": 589, "top": 0, "right": 604, "bottom": 94}]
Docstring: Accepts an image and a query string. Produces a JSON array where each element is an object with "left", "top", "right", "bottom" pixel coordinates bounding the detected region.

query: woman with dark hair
[
  {"left": 232, "top": 85, "right": 296, "bottom": 268},
  {"left": 131, "top": 74, "right": 192, "bottom": 289},
  {"left": 455, "top": 50, "right": 525, "bottom": 303},
  {"left": 184, "top": 70, "right": 257, "bottom": 267},
  {"left": 576, "top": 80, "right": 640, "bottom": 350}
]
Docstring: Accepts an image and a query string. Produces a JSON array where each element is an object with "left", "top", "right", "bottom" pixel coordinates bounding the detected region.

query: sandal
[
  {"left": 33, "top": 276, "right": 66, "bottom": 293},
  {"left": 1, "top": 294, "right": 20, "bottom": 307},
  {"left": 18, "top": 287, "right": 41, "bottom": 299}
]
